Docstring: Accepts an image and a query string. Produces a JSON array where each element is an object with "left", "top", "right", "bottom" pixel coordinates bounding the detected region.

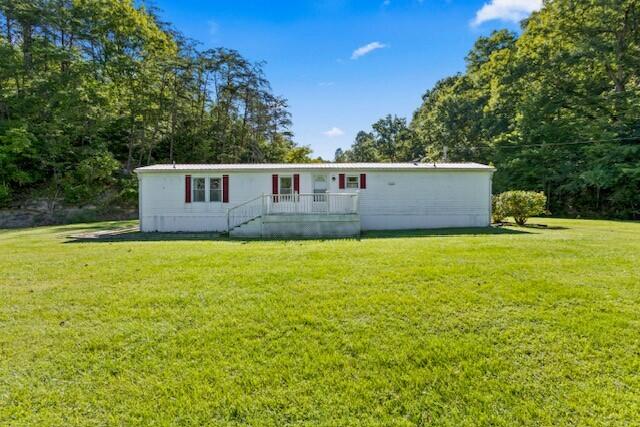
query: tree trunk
[
  {"left": 125, "top": 121, "right": 136, "bottom": 174},
  {"left": 21, "top": 21, "right": 32, "bottom": 73},
  {"left": 6, "top": 14, "right": 12, "bottom": 45}
]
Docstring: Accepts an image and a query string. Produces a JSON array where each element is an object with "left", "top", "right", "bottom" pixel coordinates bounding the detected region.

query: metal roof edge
[{"left": 134, "top": 163, "right": 496, "bottom": 173}]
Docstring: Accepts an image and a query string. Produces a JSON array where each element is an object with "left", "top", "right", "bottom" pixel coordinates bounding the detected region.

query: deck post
[{"left": 261, "top": 194, "right": 265, "bottom": 237}]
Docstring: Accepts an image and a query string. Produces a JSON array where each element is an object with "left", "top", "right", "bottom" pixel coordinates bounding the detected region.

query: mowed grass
[{"left": 1, "top": 219, "right": 640, "bottom": 426}]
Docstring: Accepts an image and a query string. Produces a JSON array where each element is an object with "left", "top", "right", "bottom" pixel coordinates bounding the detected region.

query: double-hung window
[
  {"left": 191, "top": 176, "right": 225, "bottom": 203},
  {"left": 209, "top": 177, "right": 222, "bottom": 202},
  {"left": 192, "top": 177, "right": 206, "bottom": 202},
  {"left": 279, "top": 176, "right": 293, "bottom": 195},
  {"left": 346, "top": 175, "right": 359, "bottom": 189}
]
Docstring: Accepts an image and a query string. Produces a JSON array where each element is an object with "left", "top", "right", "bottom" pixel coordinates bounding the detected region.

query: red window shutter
[
  {"left": 360, "top": 173, "right": 366, "bottom": 189},
  {"left": 272, "top": 174, "right": 279, "bottom": 194},
  {"left": 185, "top": 175, "right": 191, "bottom": 203},
  {"left": 293, "top": 174, "right": 300, "bottom": 193},
  {"left": 338, "top": 173, "right": 345, "bottom": 189},
  {"left": 222, "top": 175, "right": 229, "bottom": 203}
]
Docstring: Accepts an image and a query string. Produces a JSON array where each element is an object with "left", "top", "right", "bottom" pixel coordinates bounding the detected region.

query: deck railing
[
  {"left": 227, "top": 193, "right": 358, "bottom": 231},
  {"left": 226, "top": 195, "right": 264, "bottom": 232}
]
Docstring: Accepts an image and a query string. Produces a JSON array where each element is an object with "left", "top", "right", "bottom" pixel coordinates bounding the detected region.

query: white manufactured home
[{"left": 134, "top": 163, "right": 495, "bottom": 237}]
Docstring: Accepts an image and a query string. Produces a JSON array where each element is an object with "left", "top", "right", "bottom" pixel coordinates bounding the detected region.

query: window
[
  {"left": 313, "top": 175, "right": 328, "bottom": 202},
  {"left": 192, "top": 177, "right": 205, "bottom": 202},
  {"left": 209, "top": 177, "right": 222, "bottom": 202},
  {"left": 346, "top": 175, "right": 359, "bottom": 189},
  {"left": 313, "top": 175, "right": 327, "bottom": 194},
  {"left": 279, "top": 176, "right": 293, "bottom": 195}
]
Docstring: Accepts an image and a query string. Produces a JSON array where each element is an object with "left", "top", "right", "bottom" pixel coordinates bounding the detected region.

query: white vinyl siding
[{"left": 137, "top": 169, "right": 492, "bottom": 232}]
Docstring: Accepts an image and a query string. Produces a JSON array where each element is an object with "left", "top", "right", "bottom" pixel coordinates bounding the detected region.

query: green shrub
[
  {"left": 0, "top": 182, "right": 10, "bottom": 206},
  {"left": 63, "top": 151, "right": 120, "bottom": 204},
  {"left": 117, "top": 175, "right": 139, "bottom": 207},
  {"left": 492, "top": 194, "right": 509, "bottom": 223},
  {"left": 496, "top": 191, "right": 547, "bottom": 225}
]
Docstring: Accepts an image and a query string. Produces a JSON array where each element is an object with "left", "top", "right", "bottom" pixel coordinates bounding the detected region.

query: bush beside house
[{"left": 493, "top": 191, "right": 547, "bottom": 225}]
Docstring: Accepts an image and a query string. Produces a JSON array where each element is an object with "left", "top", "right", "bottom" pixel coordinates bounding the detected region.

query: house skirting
[{"left": 230, "top": 214, "right": 360, "bottom": 238}]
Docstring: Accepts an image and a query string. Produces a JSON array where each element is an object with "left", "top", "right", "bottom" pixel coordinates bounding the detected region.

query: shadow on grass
[
  {"left": 498, "top": 221, "right": 569, "bottom": 230},
  {"left": 361, "top": 226, "right": 531, "bottom": 239},
  {"left": 65, "top": 225, "right": 534, "bottom": 243}
]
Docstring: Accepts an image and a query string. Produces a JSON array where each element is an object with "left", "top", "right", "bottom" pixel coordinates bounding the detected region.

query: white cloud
[
  {"left": 323, "top": 127, "right": 344, "bottom": 138},
  {"left": 351, "top": 41, "right": 387, "bottom": 60},
  {"left": 472, "top": 0, "right": 542, "bottom": 26}
]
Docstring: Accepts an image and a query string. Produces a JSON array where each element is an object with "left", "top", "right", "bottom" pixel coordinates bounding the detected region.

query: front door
[
  {"left": 312, "top": 174, "right": 329, "bottom": 212},
  {"left": 270, "top": 175, "right": 295, "bottom": 213}
]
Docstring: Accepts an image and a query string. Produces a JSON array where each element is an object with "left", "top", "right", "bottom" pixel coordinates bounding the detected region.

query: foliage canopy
[
  {"left": 339, "top": 1, "right": 640, "bottom": 219},
  {"left": 0, "top": 0, "right": 311, "bottom": 207}
]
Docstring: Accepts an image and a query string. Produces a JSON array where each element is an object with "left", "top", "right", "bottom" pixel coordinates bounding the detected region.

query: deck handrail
[
  {"left": 227, "top": 192, "right": 358, "bottom": 232},
  {"left": 226, "top": 194, "right": 265, "bottom": 232}
]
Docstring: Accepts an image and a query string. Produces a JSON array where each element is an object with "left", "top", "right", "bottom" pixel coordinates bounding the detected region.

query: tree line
[
  {"left": 337, "top": 0, "right": 640, "bottom": 219},
  {"left": 0, "top": 0, "right": 312, "bottom": 208}
]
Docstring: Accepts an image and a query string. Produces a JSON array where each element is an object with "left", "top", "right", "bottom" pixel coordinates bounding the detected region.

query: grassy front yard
[{"left": 1, "top": 219, "right": 639, "bottom": 425}]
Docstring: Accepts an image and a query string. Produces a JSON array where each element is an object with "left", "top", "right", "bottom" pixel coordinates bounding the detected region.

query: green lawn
[{"left": 1, "top": 219, "right": 639, "bottom": 426}]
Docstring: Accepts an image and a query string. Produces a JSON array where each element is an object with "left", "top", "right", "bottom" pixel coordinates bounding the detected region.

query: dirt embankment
[{"left": 0, "top": 199, "right": 136, "bottom": 228}]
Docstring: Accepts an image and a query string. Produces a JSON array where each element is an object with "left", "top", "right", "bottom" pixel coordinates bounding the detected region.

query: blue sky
[{"left": 151, "top": 0, "right": 541, "bottom": 159}]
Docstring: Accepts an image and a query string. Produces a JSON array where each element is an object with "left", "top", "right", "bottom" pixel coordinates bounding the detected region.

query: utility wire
[{"left": 455, "top": 136, "right": 640, "bottom": 150}]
